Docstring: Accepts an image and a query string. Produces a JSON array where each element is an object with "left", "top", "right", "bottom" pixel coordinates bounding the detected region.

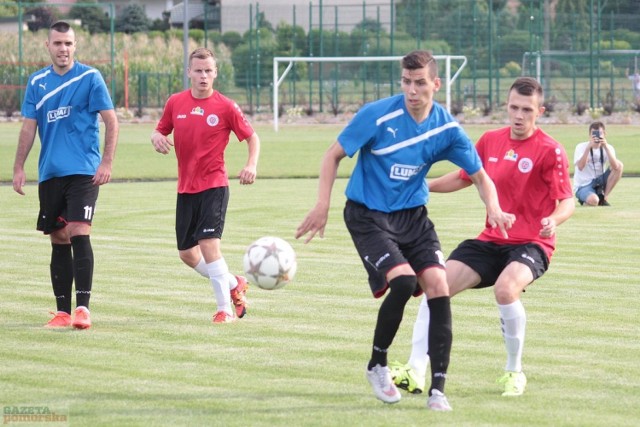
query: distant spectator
[
  {"left": 626, "top": 68, "right": 640, "bottom": 102},
  {"left": 573, "top": 122, "right": 624, "bottom": 207}
]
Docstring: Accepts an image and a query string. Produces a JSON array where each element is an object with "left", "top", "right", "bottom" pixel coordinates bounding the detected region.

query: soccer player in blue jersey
[
  {"left": 13, "top": 21, "right": 119, "bottom": 330},
  {"left": 295, "top": 50, "right": 514, "bottom": 411}
]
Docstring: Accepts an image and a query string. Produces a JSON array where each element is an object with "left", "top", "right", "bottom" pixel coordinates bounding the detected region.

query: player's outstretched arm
[
  {"left": 429, "top": 170, "right": 470, "bottom": 193},
  {"left": 468, "top": 168, "right": 515, "bottom": 238},
  {"left": 295, "top": 141, "right": 346, "bottom": 244}
]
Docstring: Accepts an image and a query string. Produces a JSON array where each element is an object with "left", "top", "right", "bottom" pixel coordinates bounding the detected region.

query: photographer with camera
[{"left": 573, "top": 122, "right": 623, "bottom": 206}]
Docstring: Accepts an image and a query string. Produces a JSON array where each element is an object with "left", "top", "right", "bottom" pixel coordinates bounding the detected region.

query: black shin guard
[
  {"left": 50, "top": 243, "right": 73, "bottom": 313},
  {"left": 369, "top": 275, "right": 417, "bottom": 369},
  {"left": 71, "top": 235, "right": 94, "bottom": 309},
  {"left": 427, "top": 296, "right": 452, "bottom": 394}
]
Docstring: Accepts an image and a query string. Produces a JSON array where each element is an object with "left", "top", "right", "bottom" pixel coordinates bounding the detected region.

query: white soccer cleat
[
  {"left": 366, "top": 364, "right": 401, "bottom": 404},
  {"left": 427, "top": 389, "right": 452, "bottom": 411}
]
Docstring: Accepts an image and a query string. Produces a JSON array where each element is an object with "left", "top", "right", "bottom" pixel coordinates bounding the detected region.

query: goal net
[{"left": 272, "top": 55, "right": 467, "bottom": 131}]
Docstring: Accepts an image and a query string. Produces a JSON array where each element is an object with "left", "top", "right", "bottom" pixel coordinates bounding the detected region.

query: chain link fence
[{"left": 1, "top": 1, "right": 639, "bottom": 118}]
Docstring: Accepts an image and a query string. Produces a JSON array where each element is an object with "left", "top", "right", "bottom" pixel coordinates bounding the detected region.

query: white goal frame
[
  {"left": 522, "top": 49, "right": 640, "bottom": 80},
  {"left": 272, "top": 55, "right": 467, "bottom": 131}
]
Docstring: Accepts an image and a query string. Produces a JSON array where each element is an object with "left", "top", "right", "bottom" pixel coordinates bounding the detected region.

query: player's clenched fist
[{"left": 151, "top": 131, "right": 174, "bottom": 154}]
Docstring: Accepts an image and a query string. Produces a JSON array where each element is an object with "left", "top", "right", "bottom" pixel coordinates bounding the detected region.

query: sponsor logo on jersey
[
  {"left": 207, "top": 114, "right": 219, "bottom": 127},
  {"left": 177, "top": 114, "right": 187, "bottom": 119},
  {"left": 386, "top": 127, "right": 398, "bottom": 138},
  {"left": 503, "top": 149, "right": 518, "bottom": 161},
  {"left": 190, "top": 106, "right": 205, "bottom": 116},
  {"left": 47, "top": 106, "right": 71, "bottom": 123},
  {"left": 518, "top": 157, "right": 533, "bottom": 173},
  {"left": 389, "top": 163, "right": 423, "bottom": 180},
  {"left": 39, "top": 83, "right": 47, "bottom": 90},
  {"left": 488, "top": 156, "right": 498, "bottom": 163}
]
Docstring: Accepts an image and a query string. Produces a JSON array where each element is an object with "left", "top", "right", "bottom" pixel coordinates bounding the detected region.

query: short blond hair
[{"left": 189, "top": 47, "right": 216, "bottom": 66}]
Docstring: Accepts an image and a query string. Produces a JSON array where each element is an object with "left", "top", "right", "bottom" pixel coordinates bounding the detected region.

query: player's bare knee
[
  {"left": 494, "top": 286, "right": 519, "bottom": 305},
  {"left": 425, "top": 281, "right": 450, "bottom": 299},
  {"left": 178, "top": 249, "right": 200, "bottom": 267}
]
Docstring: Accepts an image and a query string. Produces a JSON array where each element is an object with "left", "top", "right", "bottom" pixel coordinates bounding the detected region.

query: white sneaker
[
  {"left": 366, "top": 364, "right": 401, "bottom": 404},
  {"left": 427, "top": 389, "right": 452, "bottom": 411}
]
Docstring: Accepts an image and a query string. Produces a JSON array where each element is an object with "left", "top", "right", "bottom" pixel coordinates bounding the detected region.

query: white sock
[
  {"left": 408, "top": 295, "right": 430, "bottom": 379},
  {"left": 207, "top": 258, "right": 232, "bottom": 315},
  {"left": 227, "top": 273, "right": 238, "bottom": 290},
  {"left": 193, "top": 258, "right": 209, "bottom": 277},
  {"left": 195, "top": 258, "right": 238, "bottom": 290},
  {"left": 498, "top": 300, "right": 526, "bottom": 372}
]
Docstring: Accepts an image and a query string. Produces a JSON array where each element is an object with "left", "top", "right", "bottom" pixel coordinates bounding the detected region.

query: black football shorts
[
  {"left": 175, "top": 186, "right": 229, "bottom": 250},
  {"left": 344, "top": 200, "right": 445, "bottom": 298},
  {"left": 37, "top": 175, "right": 99, "bottom": 234}
]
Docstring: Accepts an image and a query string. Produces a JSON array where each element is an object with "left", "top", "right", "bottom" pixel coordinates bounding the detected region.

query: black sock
[
  {"left": 50, "top": 243, "right": 73, "bottom": 314},
  {"left": 71, "top": 235, "right": 94, "bottom": 309},
  {"left": 368, "top": 275, "right": 417, "bottom": 370},
  {"left": 427, "top": 296, "right": 452, "bottom": 395}
]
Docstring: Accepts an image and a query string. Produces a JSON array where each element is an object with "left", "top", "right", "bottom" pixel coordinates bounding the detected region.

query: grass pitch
[
  {"left": 0, "top": 120, "right": 639, "bottom": 426},
  {"left": 1, "top": 121, "right": 640, "bottom": 183}
]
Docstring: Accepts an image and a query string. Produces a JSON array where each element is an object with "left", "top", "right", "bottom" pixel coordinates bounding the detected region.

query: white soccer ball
[{"left": 243, "top": 236, "right": 297, "bottom": 290}]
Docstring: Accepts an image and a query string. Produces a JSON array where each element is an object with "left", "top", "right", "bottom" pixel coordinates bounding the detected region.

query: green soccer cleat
[
  {"left": 497, "top": 371, "right": 527, "bottom": 397},
  {"left": 388, "top": 360, "right": 425, "bottom": 394}
]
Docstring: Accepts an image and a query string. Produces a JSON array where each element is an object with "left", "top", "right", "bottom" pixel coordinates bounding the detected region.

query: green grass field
[
  {"left": 0, "top": 121, "right": 639, "bottom": 426},
  {"left": 1, "top": 121, "right": 640, "bottom": 183}
]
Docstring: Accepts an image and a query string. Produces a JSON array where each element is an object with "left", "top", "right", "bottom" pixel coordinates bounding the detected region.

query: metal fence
[
  {"left": 1, "top": 1, "right": 639, "bottom": 118},
  {"left": 227, "top": 0, "right": 640, "bottom": 116}
]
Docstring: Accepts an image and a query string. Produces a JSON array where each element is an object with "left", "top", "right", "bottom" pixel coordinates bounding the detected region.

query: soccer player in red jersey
[
  {"left": 390, "top": 76, "right": 575, "bottom": 397},
  {"left": 151, "top": 48, "right": 259, "bottom": 323}
]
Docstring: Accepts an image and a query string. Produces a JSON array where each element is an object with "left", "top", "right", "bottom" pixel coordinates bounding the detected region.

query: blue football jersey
[
  {"left": 339, "top": 94, "right": 481, "bottom": 212},
  {"left": 21, "top": 62, "right": 114, "bottom": 182}
]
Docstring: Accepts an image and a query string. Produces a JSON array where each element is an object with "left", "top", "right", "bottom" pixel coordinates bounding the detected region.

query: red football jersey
[
  {"left": 156, "top": 90, "right": 254, "bottom": 194},
  {"left": 460, "top": 126, "right": 573, "bottom": 260}
]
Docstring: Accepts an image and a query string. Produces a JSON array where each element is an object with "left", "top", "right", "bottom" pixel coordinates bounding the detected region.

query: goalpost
[
  {"left": 522, "top": 49, "right": 640, "bottom": 108},
  {"left": 522, "top": 49, "right": 640, "bottom": 80},
  {"left": 272, "top": 55, "right": 468, "bottom": 131}
]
